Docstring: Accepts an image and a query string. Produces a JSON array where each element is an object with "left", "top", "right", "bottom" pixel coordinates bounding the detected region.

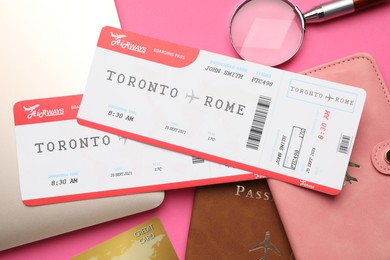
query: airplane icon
[
  {"left": 185, "top": 90, "right": 200, "bottom": 103},
  {"left": 110, "top": 32, "right": 126, "bottom": 40},
  {"left": 325, "top": 93, "right": 334, "bottom": 101},
  {"left": 249, "top": 231, "right": 281, "bottom": 260},
  {"left": 344, "top": 171, "right": 358, "bottom": 185},
  {"left": 343, "top": 162, "right": 359, "bottom": 186},
  {"left": 118, "top": 135, "right": 128, "bottom": 144},
  {"left": 23, "top": 104, "right": 39, "bottom": 112}
]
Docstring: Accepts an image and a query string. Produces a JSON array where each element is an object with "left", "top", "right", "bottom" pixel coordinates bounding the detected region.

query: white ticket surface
[
  {"left": 77, "top": 26, "right": 366, "bottom": 195},
  {"left": 14, "top": 95, "right": 252, "bottom": 206}
]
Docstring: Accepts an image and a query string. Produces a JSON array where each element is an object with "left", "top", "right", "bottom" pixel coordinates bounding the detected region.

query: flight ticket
[
  {"left": 14, "top": 95, "right": 252, "bottom": 206},
  {"left": 77, "top": 26, "right": 366, "bottom": 195}
]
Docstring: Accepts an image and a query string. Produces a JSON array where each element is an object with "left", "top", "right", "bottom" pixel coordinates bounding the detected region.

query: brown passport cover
[{"left": 185, "top": 179, "right": 294, "bottom": 260}]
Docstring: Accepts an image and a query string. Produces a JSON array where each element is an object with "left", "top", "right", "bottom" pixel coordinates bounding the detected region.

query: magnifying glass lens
[{"left": 230, "top": 0, "right": 304, "bottom": 66}]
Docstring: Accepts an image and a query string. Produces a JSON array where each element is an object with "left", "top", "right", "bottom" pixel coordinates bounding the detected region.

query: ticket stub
[
  {"left": 71, "top": 217, "right": 178, "bottom": 260},
  {"left": 14, "top": 95, "right": 253, "bottom": 206},
  {"left": 77, "top": 26, "right": 366, "bottom": 195}
]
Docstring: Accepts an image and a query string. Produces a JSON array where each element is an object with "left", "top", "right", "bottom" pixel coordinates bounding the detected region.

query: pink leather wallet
[{"left": 268, "top": 53, "right": 390, "bottom": 259}]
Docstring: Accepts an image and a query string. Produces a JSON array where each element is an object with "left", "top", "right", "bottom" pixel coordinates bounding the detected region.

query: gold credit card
[{"left": 71, "top": 218, "right": 178, "bottom": 260}]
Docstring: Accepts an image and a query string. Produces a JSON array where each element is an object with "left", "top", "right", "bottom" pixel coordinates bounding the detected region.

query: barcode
[
  {"left": 338, "top": 134, "right": 352, "bottom": 154},
  {"left": 246, "top": 95, "right": 271, "bottom": 150},
  {"left": 192, "top": 156, "right": 205, "bottom": 164}
]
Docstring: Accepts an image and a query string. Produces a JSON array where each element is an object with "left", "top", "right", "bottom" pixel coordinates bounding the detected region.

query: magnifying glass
[{"left": 230, "top": 0, "right": 387, "bottom": 66}]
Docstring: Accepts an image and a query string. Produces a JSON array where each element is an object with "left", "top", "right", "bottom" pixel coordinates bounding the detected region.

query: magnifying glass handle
[
  {"left": 304, "top": 0, "right": 388, "bottom": 23},
  {"left": 354, "top": 0, "right": 388, "bottom": 10}
]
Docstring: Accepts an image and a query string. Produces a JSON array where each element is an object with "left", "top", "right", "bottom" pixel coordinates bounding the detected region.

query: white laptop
[{"left": 0, "top": 0, "right": 164, "bottom": 251}]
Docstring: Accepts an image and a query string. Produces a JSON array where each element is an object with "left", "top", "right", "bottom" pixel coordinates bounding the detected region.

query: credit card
[
  {"left": 14, "top": 95, "right": 253, "bottom": 206},
  {"left": 77, "top": 26, "right": 366, "bottom": 195},
  {"left": 71, "top": 218, "right": 178, "bottom": 260}
]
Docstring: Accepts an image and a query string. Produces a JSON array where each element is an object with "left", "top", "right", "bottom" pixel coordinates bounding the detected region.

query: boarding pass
[
  {"left": 77, "top": 26, "right": 366, "bottom": 195},
  {"left": 14, "top": 95, "right": 252, "bottom": 206}
]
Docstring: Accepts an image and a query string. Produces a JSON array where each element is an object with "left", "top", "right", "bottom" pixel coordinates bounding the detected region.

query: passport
[{"left": 185, "top": 179, "right": 294, "bottom": 260}]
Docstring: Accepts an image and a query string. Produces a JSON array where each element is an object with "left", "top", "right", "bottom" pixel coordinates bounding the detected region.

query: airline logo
[
  {"left": 23, "top": 104, "right": 64, "bottom": 120},
  {"left": 110, "top": 31, "right": 147, "bottom": 54}
]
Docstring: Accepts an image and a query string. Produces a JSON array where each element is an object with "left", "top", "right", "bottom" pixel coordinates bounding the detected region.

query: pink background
[{"left": 1, "top": 0, "right": 389, "bottom": 259}]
